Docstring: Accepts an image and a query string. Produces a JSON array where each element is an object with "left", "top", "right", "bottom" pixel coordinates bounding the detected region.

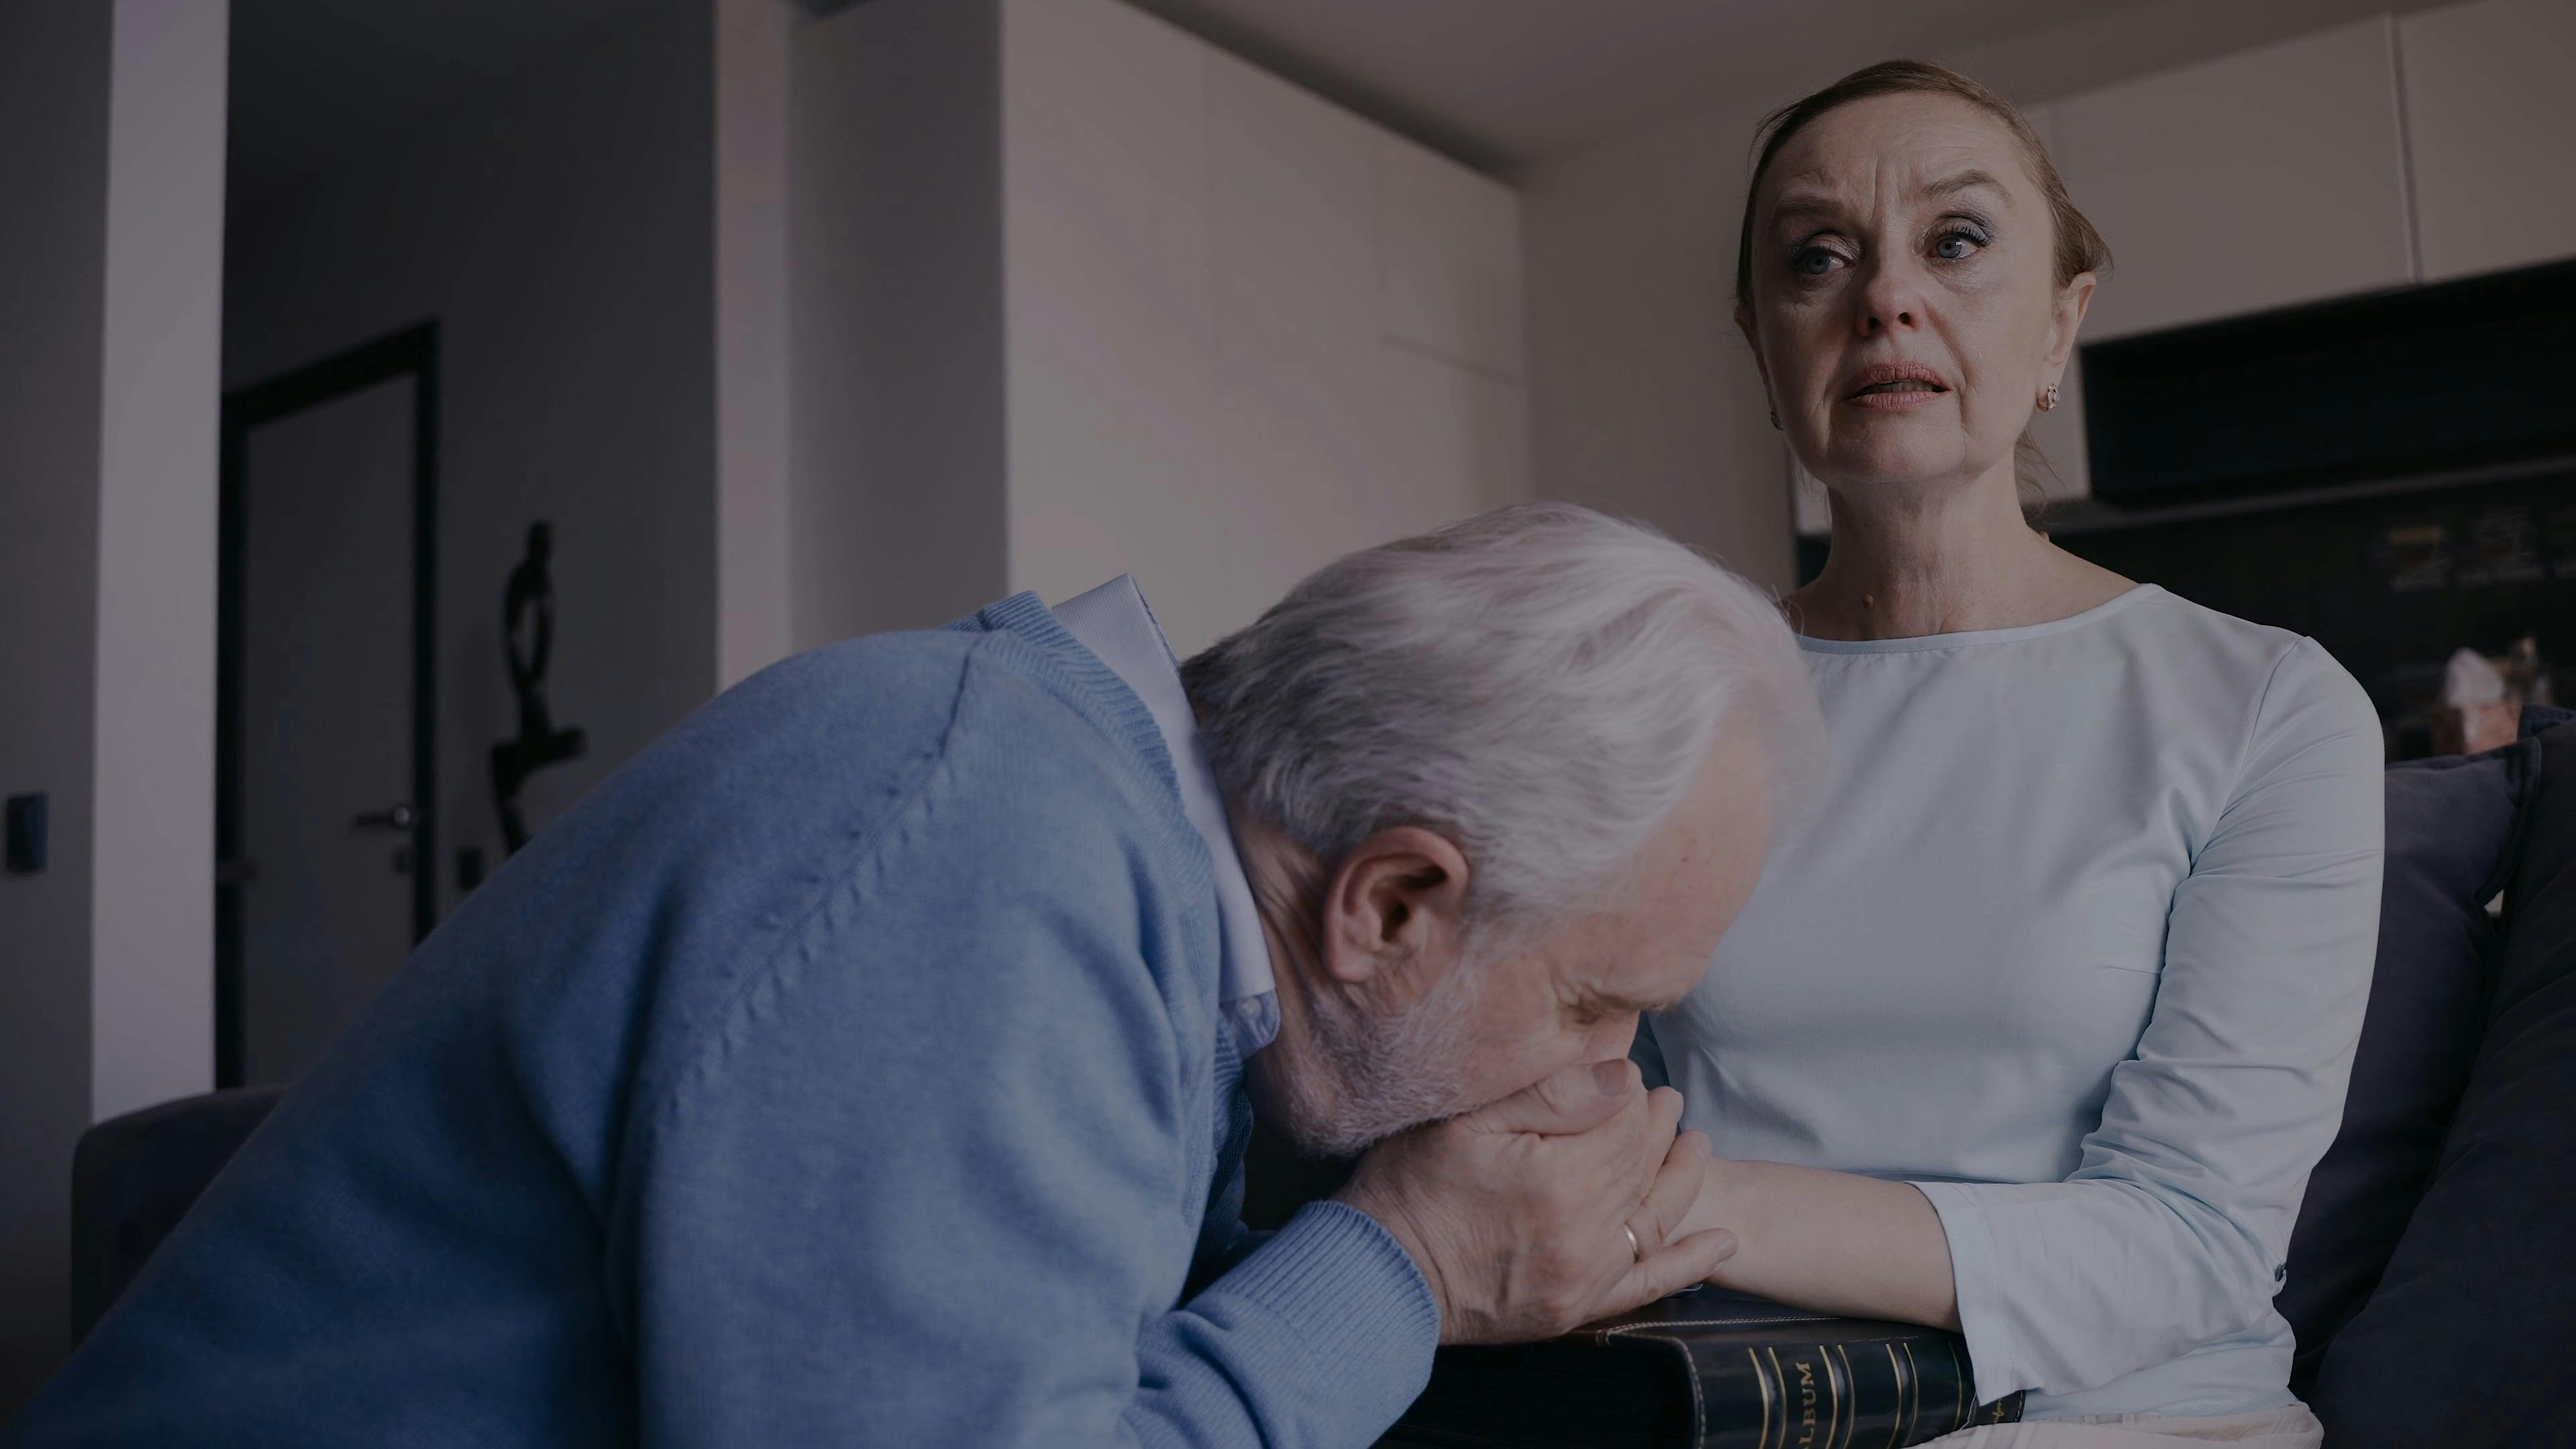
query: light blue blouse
[{"left": 1642, "top": 584, "right": 2385, "bottom": 1419}]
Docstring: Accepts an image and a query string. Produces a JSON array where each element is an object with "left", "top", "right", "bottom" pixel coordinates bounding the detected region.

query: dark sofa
[
  {"left": 2277, "top": 707, "right": 2576, "bottom": 1446},
  {"left": 58, "top": 718, "right": 2576, "bottom": 1445}
]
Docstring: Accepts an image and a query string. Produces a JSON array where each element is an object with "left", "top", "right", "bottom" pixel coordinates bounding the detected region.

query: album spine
[{"left": 1678, "top": 1334, "right": 2021, "bottom": 1449}]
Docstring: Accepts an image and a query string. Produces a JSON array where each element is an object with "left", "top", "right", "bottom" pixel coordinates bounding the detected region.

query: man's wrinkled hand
[{"left": 1334, "top": 1059, "right": 1739, "bottom": 1344}]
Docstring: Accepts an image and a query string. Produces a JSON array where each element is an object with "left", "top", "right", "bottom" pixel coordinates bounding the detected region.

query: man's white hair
[{"left": 1181, "top": 502, "right": 1822, "bottom": 938}]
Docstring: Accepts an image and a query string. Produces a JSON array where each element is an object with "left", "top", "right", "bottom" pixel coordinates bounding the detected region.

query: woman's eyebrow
[
  {"left": 1767, "top": 186, "right": 1843, "bottom": 229},
  {"left": 1770, "top": 168, "right": 2005, "bottom": 229},
  {"left": 1921, "top": 168, "right": 2008, "bottom": 203}
]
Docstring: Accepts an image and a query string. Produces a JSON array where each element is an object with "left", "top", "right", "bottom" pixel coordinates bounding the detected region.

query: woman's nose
[{"left": 1852, "top": 253, "right": 1927, "bottom": 337}]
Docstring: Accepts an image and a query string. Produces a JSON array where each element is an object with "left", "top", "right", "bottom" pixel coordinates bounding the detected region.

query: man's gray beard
[{"left": 1289, "top": 956, "right": 1487, "bottom": 1158}]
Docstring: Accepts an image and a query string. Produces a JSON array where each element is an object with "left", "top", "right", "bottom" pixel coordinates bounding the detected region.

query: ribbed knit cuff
[
  {"left": 1912, "top": 1181, "right": 2028, "bottom": 1407},
  {"left": 1203, "top": 1199, "right": 1442, "bottom": 1429}
]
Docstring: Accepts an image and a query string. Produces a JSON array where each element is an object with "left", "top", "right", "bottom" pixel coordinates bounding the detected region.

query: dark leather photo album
[{"left": 1389, "top": 1288, "right": 2022, "bottom": 1449}]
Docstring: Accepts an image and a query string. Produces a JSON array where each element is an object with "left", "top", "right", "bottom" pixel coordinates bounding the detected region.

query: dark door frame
[{"left": 215, "top": 321, "right": 440, "bottom": 1089}]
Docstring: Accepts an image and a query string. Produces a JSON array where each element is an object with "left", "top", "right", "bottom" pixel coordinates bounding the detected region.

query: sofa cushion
[
  {"left": 2312, "top": 720, "right": 2576, "bottom": 1446},
  {"left": 2279, "top": 737, "right": 2536, "bottom": 1395},
  {"left": 70, "top": 1085, "right": 288, "bottom": 1340}
]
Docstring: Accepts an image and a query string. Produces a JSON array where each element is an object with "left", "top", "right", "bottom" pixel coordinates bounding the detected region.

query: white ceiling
[
  {"left": 1126, "top": 0, "right": 2459, "bottom": 175},
  {"left": 227, "top": 0, "right": 2459, "bottom": 201}
]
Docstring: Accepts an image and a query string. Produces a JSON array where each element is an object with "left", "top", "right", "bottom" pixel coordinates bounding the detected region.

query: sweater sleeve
[
  {"left": 1913, "top": 638, "right": 2386, "bottom": 1404},
  {"left": 611, "top": 669, "right": 1438, "bottom": 1448}
]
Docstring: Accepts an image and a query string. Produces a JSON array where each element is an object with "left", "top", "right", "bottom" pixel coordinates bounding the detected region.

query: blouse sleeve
[{"left": 1913, "top": 637, "right": 2386, "bottom": 1404}]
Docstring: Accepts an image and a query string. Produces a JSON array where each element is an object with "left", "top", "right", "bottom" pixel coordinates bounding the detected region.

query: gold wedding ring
[{"left": 1623, "top": 1223, "right": 1643, "bottom": 1263}]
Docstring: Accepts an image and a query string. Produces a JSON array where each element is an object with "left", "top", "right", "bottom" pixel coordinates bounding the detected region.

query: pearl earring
[{"left": 2039, "top": 384, "right": 2059, "bottom": 413}]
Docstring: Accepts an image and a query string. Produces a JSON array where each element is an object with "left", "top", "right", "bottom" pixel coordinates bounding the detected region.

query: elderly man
[{"left": 11, "top": 504, "right": 1816, "bottom": 1448}]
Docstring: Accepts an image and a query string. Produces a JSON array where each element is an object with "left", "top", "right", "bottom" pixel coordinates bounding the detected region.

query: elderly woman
[{"left": 1642, "top": 62, "right": 2386, "bottom": 1448}]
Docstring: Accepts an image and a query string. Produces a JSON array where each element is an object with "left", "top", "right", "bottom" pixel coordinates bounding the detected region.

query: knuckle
[{"left": 1536, "top": 1287, "right": 1583, "bottom": 1330}]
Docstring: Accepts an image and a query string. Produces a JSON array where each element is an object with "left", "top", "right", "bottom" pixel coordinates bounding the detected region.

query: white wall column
[
  {"left": 89, "top": 0, "right": 228, "bottom": 1125},
  {"left": 716, "top": 0, "right": 796, "bottom": 690},
  {"left": 0, "top": 0, "right": 226, "bottom": 1411}
]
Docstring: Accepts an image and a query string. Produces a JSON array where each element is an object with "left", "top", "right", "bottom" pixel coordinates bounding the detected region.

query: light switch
[{"left": 7, "top": 793, "right": 46, "bottom": 874}]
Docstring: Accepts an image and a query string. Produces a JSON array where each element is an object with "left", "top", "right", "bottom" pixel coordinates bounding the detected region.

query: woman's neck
[{"left": 1787, "top": 464, "right": 2128, "bottom": 641}]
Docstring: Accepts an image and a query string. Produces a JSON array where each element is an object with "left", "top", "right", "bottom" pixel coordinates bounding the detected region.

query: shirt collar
[{"left": 1052, "top": 576, "right": 1280, "bottom": 1057}]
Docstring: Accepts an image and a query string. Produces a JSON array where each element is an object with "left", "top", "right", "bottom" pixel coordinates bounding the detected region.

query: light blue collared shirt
[{"left": 1055, "top": 575, "right": 1280, "bottom": 1058}]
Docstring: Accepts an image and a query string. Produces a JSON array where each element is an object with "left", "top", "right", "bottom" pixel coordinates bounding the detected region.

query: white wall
[
  {"left": 0, "top": 0, "right": 227, "bottom": 1411},
  {"left": 1524, "top": 100, "right": 1794, "bottom": 590},
  {"left": 793, "top": 0, "right": 1532, "bottom": 659},
  {"left": 786, "top": 0, "right": 1010, "bottom": 653},
  {"left": 1002, "top": 0, "right": 1530, "bottom": 655},
  {"left": 225, "top": 0, "right": 718, "bottom": 908}
]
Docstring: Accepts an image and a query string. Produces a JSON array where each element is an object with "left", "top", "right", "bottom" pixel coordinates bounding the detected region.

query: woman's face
[{"left": 1739, "top": 92, "right": 2092, "bottom": 493}]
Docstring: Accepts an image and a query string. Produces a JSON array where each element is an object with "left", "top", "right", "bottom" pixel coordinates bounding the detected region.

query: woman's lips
[
  {"left": 1840, "top": 362, "right": 1951, "bottom": 411},
  {"left": 1843, "top": 378, "right": 1949, "bottom": 411}
]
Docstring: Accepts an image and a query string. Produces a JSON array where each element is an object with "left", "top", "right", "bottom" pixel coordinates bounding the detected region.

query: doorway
[{"left": 215, "top": 322, "right": 439, "bottom": 1088}]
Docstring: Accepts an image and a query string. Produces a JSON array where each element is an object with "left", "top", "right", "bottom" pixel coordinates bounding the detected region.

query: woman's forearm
[{"left": 1678, "top": 1159, "right": 1961, "bottom": 1330}]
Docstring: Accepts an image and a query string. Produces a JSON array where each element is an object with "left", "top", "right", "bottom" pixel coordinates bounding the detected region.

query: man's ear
[{"left": 1320, "top": 826, "right": 1472, "bottom": 994}]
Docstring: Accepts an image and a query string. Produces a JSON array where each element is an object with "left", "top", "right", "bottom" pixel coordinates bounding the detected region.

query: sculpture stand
[{"left": 490, "top": 521, "right": 586, "bottom": 854}]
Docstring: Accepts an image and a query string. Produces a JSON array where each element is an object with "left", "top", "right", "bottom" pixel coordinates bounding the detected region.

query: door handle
[{"left": 352, "top": 804, "right": 417, "bottom": 832}]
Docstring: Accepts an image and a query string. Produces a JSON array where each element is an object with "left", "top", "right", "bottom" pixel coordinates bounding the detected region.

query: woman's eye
[
  {"left": 1933, "top": 229, "right": 1987, "bottom": 261},
  {"left": 1791, "top": 246, "right": 1838, "bottom": 278}
]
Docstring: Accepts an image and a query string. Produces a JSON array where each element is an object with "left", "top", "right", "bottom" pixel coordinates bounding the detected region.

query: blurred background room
[{"left": 4, "top": 0, "right": 2573, "bottom": 1413}]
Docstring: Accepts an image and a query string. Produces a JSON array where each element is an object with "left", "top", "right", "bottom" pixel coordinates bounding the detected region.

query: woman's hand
[{"left": 1671, "top": 1155, "right": 1962, "bottom": 1332}]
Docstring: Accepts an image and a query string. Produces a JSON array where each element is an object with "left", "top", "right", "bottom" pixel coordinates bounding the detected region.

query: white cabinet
[
  {"left": 2047, "top": 17, "right": 2414, "bottom": 341},
  {"left": 2399, "top": 0, "right": 2576, "bottom": 283}
]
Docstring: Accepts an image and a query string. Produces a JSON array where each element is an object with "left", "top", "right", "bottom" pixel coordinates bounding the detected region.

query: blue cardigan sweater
[{"left": 9, "top": 595, "right": 1439, "bottom": 1447}]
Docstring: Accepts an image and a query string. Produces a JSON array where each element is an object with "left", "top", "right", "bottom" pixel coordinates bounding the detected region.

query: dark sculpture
[{"left": 490, "top": 522, "right": 586, "bottom": 854}]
